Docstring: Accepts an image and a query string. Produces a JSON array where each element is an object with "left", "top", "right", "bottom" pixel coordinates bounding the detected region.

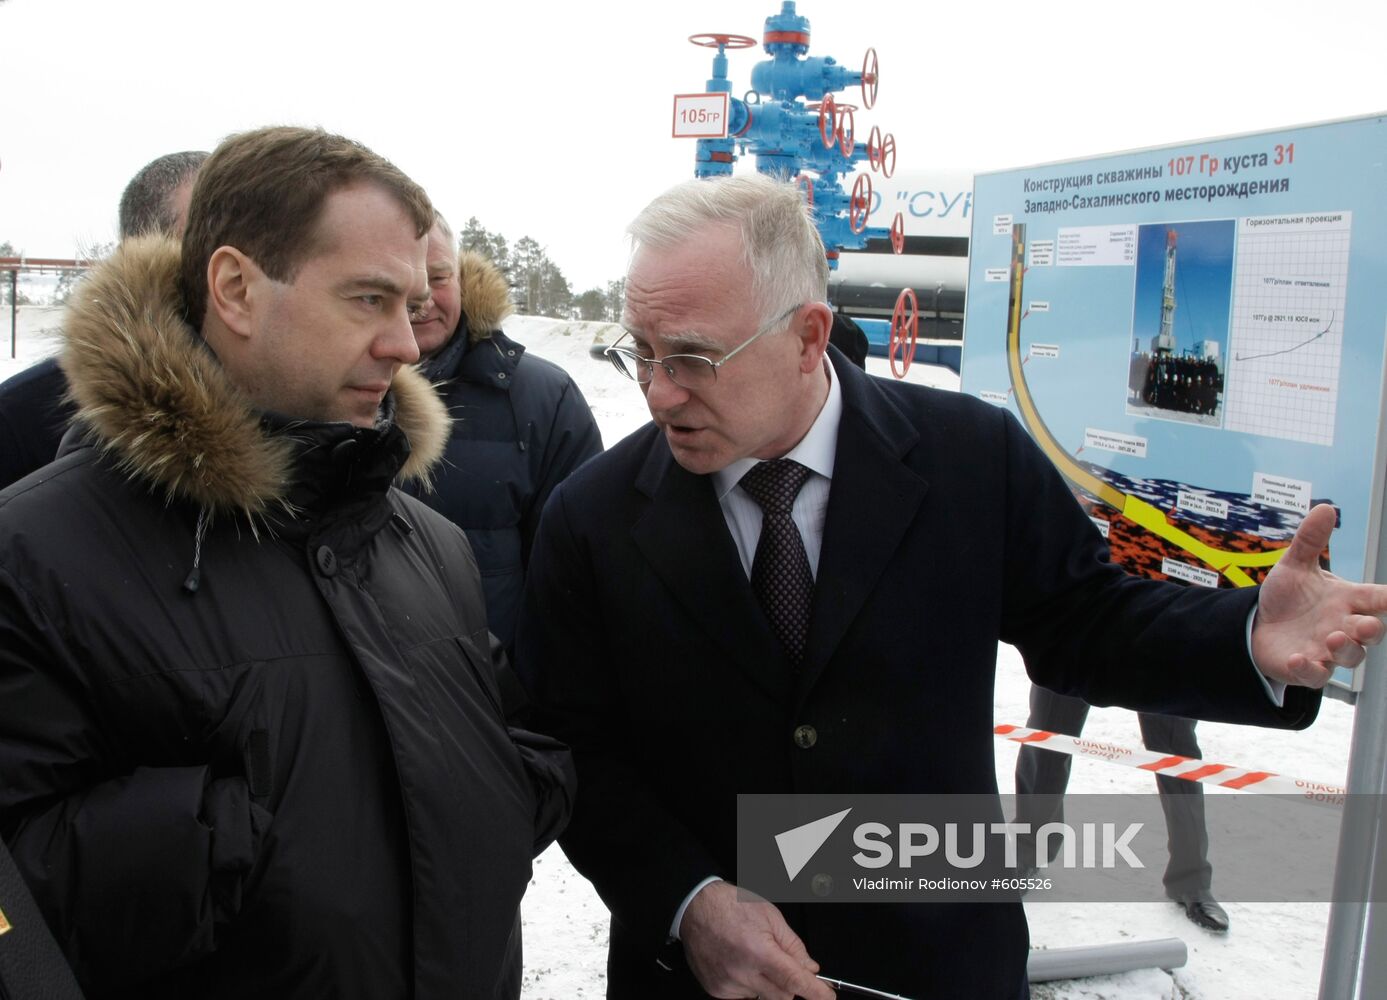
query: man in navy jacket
[
  {"left": 516, "top": 174, "right": 1385, "bottom": 999},
  {"left": 405, "top": 216, "right": 601, "bottom": 650},
  {"left": 0, "top": 150, "right": 207, "bottom": 489}
]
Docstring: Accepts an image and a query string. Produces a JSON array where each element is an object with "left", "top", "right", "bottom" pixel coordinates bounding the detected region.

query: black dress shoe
[{"left": 1174, "top": 893, "right": 1230, "bottom": 932}]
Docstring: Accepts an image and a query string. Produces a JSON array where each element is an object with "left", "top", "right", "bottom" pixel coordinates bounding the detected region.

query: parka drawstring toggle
[{"left": 183, "top": 507, "right": 209, "bottom": 594}]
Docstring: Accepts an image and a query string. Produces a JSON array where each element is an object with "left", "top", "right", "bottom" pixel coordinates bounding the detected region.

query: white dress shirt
[{"left": 711, "top": 360, "right": 842, "bottom": 579}]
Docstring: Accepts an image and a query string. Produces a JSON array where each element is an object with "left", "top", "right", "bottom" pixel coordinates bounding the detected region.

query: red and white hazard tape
[{"left": 994, "top": 724, "right": 1347, "bottom": 806}]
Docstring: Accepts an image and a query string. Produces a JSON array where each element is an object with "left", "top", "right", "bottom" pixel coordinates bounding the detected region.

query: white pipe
[{"left": 1027, "top": 938, "right": 1188, "bottom": 983}]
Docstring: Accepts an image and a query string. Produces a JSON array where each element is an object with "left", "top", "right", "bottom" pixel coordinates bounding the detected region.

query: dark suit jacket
[
  {"left": 516, "top": 349, "right": 1319, "bottom": 999},
  {"left": 0, "top": 357, "right": 73, "bottom": 490}
]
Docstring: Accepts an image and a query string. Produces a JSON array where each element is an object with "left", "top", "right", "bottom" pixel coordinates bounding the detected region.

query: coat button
[
  {"left": 793, "top": 724, "right": 817, "bottom": 749},
  {"left": 315, "top": 545, "right": 338, "bottom": 577},
  {"left": 497, "top": 372, "right": 508, "bottom": 381}
]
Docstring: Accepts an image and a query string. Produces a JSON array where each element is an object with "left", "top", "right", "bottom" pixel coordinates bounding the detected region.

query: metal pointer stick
[{"left": 816, "top": 973, "right": 916, "bottom": 999}]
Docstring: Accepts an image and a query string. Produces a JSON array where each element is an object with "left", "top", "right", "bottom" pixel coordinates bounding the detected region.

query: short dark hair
[
  {"left": 117, "top": 150, "right": 208, "bottom": 241},
  {"left": 178, "top": 126, "right": 435, "bottom": 328}
]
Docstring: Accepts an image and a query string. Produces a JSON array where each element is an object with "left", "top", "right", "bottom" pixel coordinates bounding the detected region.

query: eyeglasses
[{"left": 605, "top": 303, "right": 803, "bottom": 390}]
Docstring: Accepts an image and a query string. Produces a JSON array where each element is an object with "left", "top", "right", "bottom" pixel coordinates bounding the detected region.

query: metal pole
[
  {"left": 1317, "top": 649, "right": 1387, "bottom": 999},
  {"left": 9, "top": 270, "right": 16, "bottom": 360},
  {"left": 1319, "top": 509, "right": 1387, "bottom": 999}
]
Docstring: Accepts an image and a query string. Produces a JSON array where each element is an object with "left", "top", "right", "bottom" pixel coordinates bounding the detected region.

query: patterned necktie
[{"left": 739, "top": 459, "right": 815, "bottom": 665}]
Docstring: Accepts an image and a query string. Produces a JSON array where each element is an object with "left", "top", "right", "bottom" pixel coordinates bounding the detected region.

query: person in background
[
  {"left": 405, "top": 214, "right": 602, "bottom": 652},
  {"left": 1014, "top": 691, "right": 1227, "bottom": 930},
  {"left": 0, "top": 150, "right": 208, "bottom": 488}
]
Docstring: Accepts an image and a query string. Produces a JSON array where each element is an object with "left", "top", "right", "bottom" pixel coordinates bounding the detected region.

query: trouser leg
[
  {"left": 1014, "top": 687, "right": 1091, "bottom": 868},
  {"left": 1137, "top": 712, "right": 1212, "bottom": 895}
]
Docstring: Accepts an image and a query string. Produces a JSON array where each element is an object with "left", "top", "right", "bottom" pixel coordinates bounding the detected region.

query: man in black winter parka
[
  {"left": 0, "top": 127, "right": 571, "bottom": 999},
  {"left": 405, "top": 217, "right": 602, "bottom": 650}
]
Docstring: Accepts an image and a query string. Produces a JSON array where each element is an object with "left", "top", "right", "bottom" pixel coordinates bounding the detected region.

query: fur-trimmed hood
[
  {"left": 58, "top": 235, "right": 450, "bottom": 518},
  {"left": 457, "top": 250, "right": 513, "bottom": 343}
]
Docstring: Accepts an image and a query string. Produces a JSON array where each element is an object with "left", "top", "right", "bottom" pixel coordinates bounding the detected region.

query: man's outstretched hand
[{"left": 1252, "top": 503, "right": 1387, "bottom": 688}]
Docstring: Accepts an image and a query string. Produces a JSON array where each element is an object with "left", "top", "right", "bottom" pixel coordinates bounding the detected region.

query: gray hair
[
  {"left": 433, "top": 210, "right": 455, "bottom": 250},
  {"left": 627, "top": 173, "right": 828, "bottom": 326},
  {"left": 117, "top": 150, "right": 209, "bottom": 240}
]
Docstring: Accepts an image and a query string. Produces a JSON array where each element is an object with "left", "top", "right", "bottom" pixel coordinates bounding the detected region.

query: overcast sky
[{"left": 0, "top": 0, "right": 1381, "bottom": 291}]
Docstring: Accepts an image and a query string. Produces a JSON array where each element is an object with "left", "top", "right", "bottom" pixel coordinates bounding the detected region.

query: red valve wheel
[
  {"left": 688, "top": 33, "right": 758, "bottom": 49},
  {"left": 818, "top": 93, "right": 837, "bottom": 150},
  {"left": 805, "top": 100, "right": 855, "bottom": 113},
  {"left": 889, "top": 286, "right": 919, "bottom": 379},
  {"left": 890, "top": 212, "right": 905, "bottom": 255},
  {"left": 849, "top": 172, "right": 873, "bottom": 235},
  {"left": 880, "top": 132, "right": 897, "bottom": 178},
  {"left": 836, "top": 105, "right": 856, "bottom": 157},
  {"left": 861, "top": 47, "right": 879, "bottom": 109},
  {"left": 867, "top": 125, "right": 883, "bottom": 171},
  {"left": 795, "top": 173, "right": 815, "bottom": 206}
]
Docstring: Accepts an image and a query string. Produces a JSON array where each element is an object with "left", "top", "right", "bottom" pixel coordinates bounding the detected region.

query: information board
[{"left": 960, "top": 115, "right": 1387, "bottom": 691}]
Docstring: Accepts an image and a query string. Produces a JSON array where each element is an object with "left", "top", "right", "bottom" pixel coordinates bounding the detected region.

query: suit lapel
[
  {"left": 630, "top": 439, "right": 792, "bottom": 702},
  {"left": 796, "top": 359, "right": 931, "bottom": 703}
]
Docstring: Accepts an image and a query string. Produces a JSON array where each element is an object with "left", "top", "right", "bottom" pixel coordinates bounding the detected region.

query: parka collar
[
  {"left": 456, "top": 249, "right": 513, "bottom": 343},
  {"left": 58, "top": 234, "right": 451, "bottom": 522},
  {"left": 259, "top": 393, "right": 412, "bottom": 518},
  {"left": 424, "top": 324, "right": 526, "bottom": 392}
]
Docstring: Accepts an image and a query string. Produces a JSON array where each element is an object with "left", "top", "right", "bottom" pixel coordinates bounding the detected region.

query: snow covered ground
[{"left": 1, "top": 308, "right": 1355, "bottom": 999}]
